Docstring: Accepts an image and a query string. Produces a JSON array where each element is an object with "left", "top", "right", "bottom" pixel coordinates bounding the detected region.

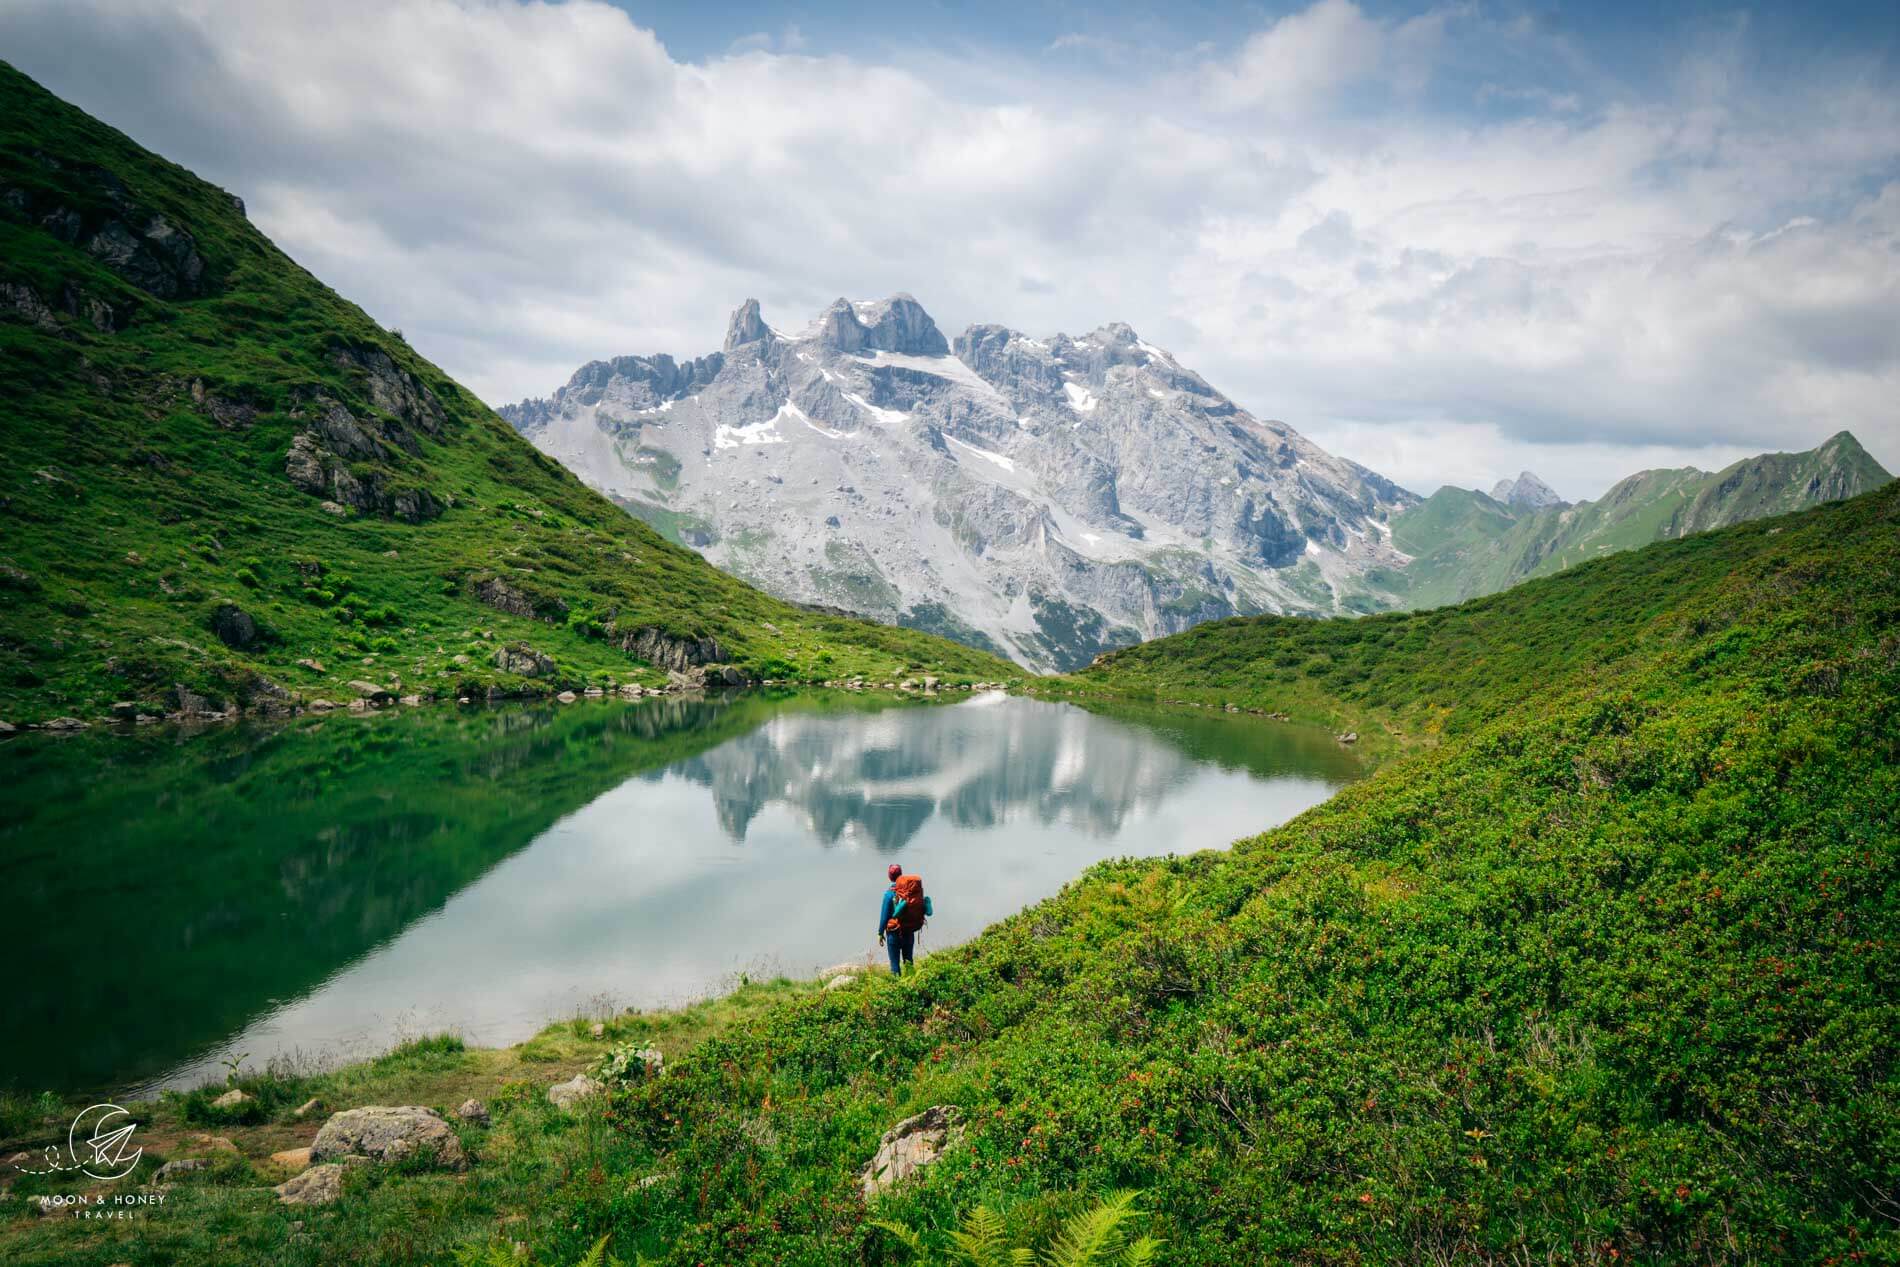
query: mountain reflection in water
[{"left": 0, "top": 691, "right": 1360, "bottom": 1095}]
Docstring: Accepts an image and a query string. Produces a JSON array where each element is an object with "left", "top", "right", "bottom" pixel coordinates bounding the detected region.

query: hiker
[{"left": 877, "top": 862, "right": 932, "bottom": 976}]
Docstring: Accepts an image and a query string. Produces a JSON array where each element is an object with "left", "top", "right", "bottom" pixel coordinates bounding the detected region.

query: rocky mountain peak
[
  {"left": 808, "top": 293, "right": 949, "bottom": 356},
  {"left": 724, "top": 298, "right": 770, "bottom": 352},
  {"left": 1491, "top": 470, "right": 1564, "bottom": 510}
]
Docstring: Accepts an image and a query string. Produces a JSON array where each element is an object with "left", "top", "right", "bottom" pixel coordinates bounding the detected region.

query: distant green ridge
[
  {"left": 1379, "top": 431, "right": 1890, "bottom": 610},
  {"left": 0, "top": 63, "right": 1014, "bottom": 724}
]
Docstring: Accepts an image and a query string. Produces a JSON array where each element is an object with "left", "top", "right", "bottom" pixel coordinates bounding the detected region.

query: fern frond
[
  {"left": 1040, "top": 1190, "right": 1141, "bottom": 1267},
  {"left": 948, "top": 1203, "right": 1012, "bottom": 1267},
  {"left": 870, "top": 1217, "right": 929, "bottom": 1258},
  {"left": 1121, "top": 1234, "right": 1164, "bottom": 1267},
  {"left": 574, "top": 1233, "right": 612, "bottom": 1267}
]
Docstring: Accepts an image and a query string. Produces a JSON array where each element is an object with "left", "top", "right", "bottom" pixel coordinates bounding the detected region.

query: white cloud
[
  {"left": 1201, "top": 0, "right": 1386, "bottom": 115},
  {"left": 0, "top": 0, "right": 1894, "bottom": 499}
]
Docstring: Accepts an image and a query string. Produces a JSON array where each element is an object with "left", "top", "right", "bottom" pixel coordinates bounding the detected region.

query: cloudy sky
[{"left": 4, "top": 0, "right": 1896, "bottom": 498}]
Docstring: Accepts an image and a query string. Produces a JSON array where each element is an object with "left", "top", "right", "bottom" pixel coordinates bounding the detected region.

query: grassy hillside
[
  {"left": 1382, "top": 432, "right": 1889, "bottom": 610},
  {"left": 600, "top": 483, "right": 1899, "bottom": 1264},
  {"left": 1074, "top": 475, "right": 1894, "bottom": 748},
  {"left": 6, "top": 472, "right": 1887, "bottom": 1265},
  {"left": 0, "top": 64, "right": 1013, "bottom": 726}
]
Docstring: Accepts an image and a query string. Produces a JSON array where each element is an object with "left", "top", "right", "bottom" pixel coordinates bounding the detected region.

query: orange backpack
[{"left": 887, "top": 874, "right": 927, "bottom": 933}]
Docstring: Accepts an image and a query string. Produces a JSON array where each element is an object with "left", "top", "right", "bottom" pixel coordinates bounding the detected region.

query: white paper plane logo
[{"left": 12, "top": 1103, "right": 142, "bottom": 1181}]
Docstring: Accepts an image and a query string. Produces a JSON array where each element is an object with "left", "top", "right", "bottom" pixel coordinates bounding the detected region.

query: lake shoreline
[{"left": 0, "top": 674, "right": 1030, "bottom": 738}]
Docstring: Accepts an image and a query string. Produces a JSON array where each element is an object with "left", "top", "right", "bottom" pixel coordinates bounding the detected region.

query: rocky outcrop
[
  {"left": 725, "top": 297, "right": 770, "bottom": 352},
  {"left": 329, "top": 344, "right": 446, "bottom": 437},
  {"left": 273, "top": 1160, "right": 360, "bottom": 1206},
  {"left": 860, "top": 1105, "right": 962, "bottom": 1200},
  {"left": 282, "top": 407, "right": 443, "bottom": 523},
  {"left": 84, "top": 214, "right": 205, "bottom": 299},
  {"left": 311, "top": 1105, "right": 467, "bottom": 1170},
  {"left": 858, "top": 293, "right": 950, "bottom": 356},
  {"left": 617, "top": 627, "right": 726, "bottom": 673},
  {"left": 0, "top": 275, "right": 125, "bottom": 336},
  {"left": 494, "top": 644, "right": 555, "bottom": 677},
  {"left": 0, "top": 281, "right": 58, "bottom": 331},
  {"left": 5, "top": 159, "right": 210, "bottom": 298},
  {"left": 210, "top": 601, "right": 258, "bottom": 649},
  {"left": 1491, "top": 471, "right": 1565, "bottom": 510},
  {"left": 475, "top": 577, "right": 566, "bottom": 622},
  {"left": 455, "top": 1099, "right": 490, "bottom": 1126}
]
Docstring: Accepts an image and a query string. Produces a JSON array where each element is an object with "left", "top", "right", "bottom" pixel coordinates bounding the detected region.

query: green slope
[
  {"left": 1383, "top": 433, "right": 1890, "bottom": 610},
  {"left": 570, "top": 483, "right": 1895, "bottom": 1264},
  {"left": 5, "top": 484, "right": 1891, "bottom": 1266},
  {"left": 0, "top": 64, "right": 1013, "bottom": 725}
]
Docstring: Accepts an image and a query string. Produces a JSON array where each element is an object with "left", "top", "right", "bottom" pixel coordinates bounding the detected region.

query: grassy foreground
[
  {"left": 0, "top": 63, "right": 1013, "bottom": 726},
  {"left": 4, "top": 479, "right": 1895, "bottom": 1265}
]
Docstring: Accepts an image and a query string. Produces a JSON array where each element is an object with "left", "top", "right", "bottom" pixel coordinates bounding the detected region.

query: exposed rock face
[
  {"left": 616, "top": 627, "right": 725, "bottom": 673},
  {"left": 860, "top": 1105, "right": 962, "bottom": 1199},
  {"left": 278, "top": 365, "right": 446, "bottom": 522},
  {"left": 0, "top": 281, "right": 58, "bottom": 331},
  {"left": 273, "top": 1161, "right": 357, "bottom": 1206},
  {"left": 476, "top": 577, "right": 565, "bottom": 622},
  {"left": 329, "top": 344, "right": 446, "bottom": 436},
  {"left": 85, "top": 213, "right": 204, "bottom": 299},
  {"left": 501, "top": 295, "right": 1416, "bottom": 670},
  {"left": 493, "top": 644, "right": 555, "bottom": 677},
  {"left": 210, "top": 602, "right": 258, "bottom": 649},
  {"left": 311, "top": 1106, "right": 467, "bottom": 1170},
  {"left": 1490, "top": 471, "right": 1565, "bottom": 510},
  {"left": 282, "top": 399, "right": 444, "bottom": 523},
  {"left": 455, "top": 1099, "right": 491, "bottom": 1126},
  {"left": 725, "top": 297, "right": 769, "bottom": 351}
]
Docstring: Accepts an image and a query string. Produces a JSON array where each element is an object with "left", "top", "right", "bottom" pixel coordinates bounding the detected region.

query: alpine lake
[{"left": 0, "top": 691, "right": 1363, "bottom": 1097}]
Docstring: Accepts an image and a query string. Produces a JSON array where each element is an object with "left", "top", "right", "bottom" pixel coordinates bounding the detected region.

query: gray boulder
[
  {"left": 494, "top": 644, "right": 555, "bottom": 677},
  {"left": 311, "top": 1105, "right": 467, "bottom": 1170},
  {"left": 153, "top": 1157, "right": 208, "bottom": 1183},
  {"left": 455, "top": 1099, "right": 490, "bottom": 1126},
  {"left": 209, "top": 602, "right": 258, "bottom": 649},
  {"left": 273, "top": 1160, "right": 362, "bottom": 1206},
  {"left": 860, "top": 1105, "right": 962, "bottom": 1200},
  {"left": 547, "top": 1074, "right": 604, "bottom": 1110}
]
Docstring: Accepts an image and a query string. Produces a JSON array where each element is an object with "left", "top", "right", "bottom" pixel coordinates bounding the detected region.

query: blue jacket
[{"left": 878, "top": 885, "right": 933, "bottom": 935}]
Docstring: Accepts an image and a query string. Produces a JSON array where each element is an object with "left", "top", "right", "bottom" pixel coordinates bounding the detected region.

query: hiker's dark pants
[{"left": 886, "top": 928, "right": 915, "bottom": 975}]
